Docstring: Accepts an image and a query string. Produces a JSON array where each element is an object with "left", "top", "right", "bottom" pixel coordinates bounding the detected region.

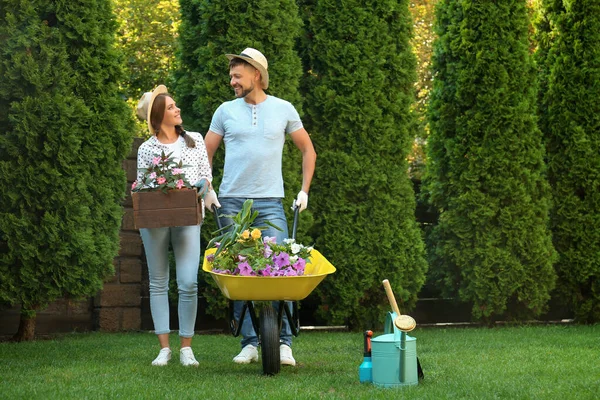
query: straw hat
[
  {"left": 226, "top": 48, "right": 269, "bottom": 90},
  {"left": 136, "top": 84, "right": 168, "bottom": 135}
]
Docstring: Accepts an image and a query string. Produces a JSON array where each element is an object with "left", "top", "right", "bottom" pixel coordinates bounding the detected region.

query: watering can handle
[{"left": 382, "top": 279, "right": 402, "bottom": 316}]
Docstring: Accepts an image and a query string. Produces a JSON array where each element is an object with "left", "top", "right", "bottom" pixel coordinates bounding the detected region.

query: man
[{"left": 204, "top": 47, "right": 316, "bottom": 367}]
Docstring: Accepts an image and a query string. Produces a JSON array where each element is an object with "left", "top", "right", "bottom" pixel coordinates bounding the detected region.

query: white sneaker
[
  {"left": 280, "top": 344, "right": 296, "bottom": 366},
  {"left": 180, "top": 347, "right": 199, "bottom": 367},
  {"left": 151, "top": 348, "right": 171, "bottom": 366},
  {"left": 233, "top": 344, "right": 259, "bottom": 364}
]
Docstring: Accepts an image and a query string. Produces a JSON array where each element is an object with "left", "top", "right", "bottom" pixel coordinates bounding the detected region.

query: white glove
[
  {"left": 292, "top": 190, "right": 308, "bottom": 212},
  {"left": 204, "top": 189, "right": 221, "bottom": 211}
]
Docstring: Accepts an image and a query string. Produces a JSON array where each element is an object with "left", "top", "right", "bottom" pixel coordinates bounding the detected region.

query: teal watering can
[
  {"left": 370, "top": 280, "right": 421, "bottom": 388},
  {"left": 371, "top": 312, "right": 418, "bottom": 387}
]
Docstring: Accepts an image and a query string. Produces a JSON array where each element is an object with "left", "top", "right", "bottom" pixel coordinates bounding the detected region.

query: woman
[{"left": 135, "top": 85, "right": 220, "bottom": 366}]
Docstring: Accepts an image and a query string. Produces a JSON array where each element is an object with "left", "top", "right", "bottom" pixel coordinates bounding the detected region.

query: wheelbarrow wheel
[{"left": 259, "top": 305, "right": 280, "bottom": 375}]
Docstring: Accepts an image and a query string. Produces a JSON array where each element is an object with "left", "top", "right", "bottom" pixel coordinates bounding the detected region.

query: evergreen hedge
[
  {"left": 0, "top": 0, "right": 133, "bottom": 339},
  {"left": 300, "top": 0, "right": 428, "bottom": 328},
  {"left": 113, "top": 0, "right": 181, "bottom": 137},
  {"left": 537, "top": 0, "right": 600, "bottom": 323},
  {"left": 173, "top": 0, "right": 308, "bottom": 319},
  {"left": 425, "top": 0, "right": 556, "bottom": 322}
]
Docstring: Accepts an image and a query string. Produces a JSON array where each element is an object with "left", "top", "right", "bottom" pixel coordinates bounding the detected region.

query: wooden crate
[{"left": 132, "top": 189, "right": 201, "bottom": 229}]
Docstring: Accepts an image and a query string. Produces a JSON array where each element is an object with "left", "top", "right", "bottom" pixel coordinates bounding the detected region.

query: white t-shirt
[
  {"left": 161, "top": 136, "right": 184, "bottom": 164},
  {"left": 136, "top": 131, "right": 212, "bottom": 187}
]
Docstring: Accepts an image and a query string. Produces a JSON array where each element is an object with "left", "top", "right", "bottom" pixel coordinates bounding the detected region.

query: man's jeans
[{"left": 218, "top": 197, "right": 293, "bottom": 348}]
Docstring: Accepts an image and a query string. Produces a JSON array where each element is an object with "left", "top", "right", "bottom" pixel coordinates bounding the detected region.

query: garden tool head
[
  {"left": 394, "top": 314, "right": 416, "bottom": 332},
  {"left": 382, "top": 279, "right": 417, "bottom": 332}
]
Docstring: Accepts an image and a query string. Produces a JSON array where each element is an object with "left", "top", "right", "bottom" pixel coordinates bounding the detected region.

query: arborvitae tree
[
  {"left": 0, "top": 0, "right": 133, "bottom": 340},
  {"left": 537, "top": 0, "right": 600, "bottom": 323},
  {"left": 425, "top": 0, "right": 556, "bottom": 322},
  {"left": 174, "top": 0, "right": 303, "bottom": 132},
  {"left": 113, "top": 0, "right": 180, "bottom": 137},
  {"left": 173, "top": 0, "right": 308, "bottom": 319},
  {"left": 301, "top": 0, "right": 428, "bottom": 328}
]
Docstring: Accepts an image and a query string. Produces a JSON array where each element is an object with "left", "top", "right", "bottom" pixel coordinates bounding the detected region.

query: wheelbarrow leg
[
  {"left": 278, "top": 301, "right": 300, "bottom": 337},
  {"left": 260, "top": 304, "right": 281, "bottom": 375},
  {"left": 229, "top": 301, "right": 259, "bottom": 338}
]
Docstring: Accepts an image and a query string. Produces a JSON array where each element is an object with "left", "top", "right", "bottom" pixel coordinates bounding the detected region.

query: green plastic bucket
[{"left": 371, "top": 318, "right": 418, "bottom": 388}]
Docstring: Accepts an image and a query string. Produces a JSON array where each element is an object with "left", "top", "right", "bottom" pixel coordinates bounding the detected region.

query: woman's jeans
[
  {"left": 140, "top": 225, "right": 200, "bottom": 338},
  {"left": 218, "top": 197, "right": 293, "bottom": 348}
]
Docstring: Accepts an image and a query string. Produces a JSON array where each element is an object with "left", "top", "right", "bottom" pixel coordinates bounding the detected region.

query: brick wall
[{"left": 93, "top": 138, "right": 145, "bottom": 331}]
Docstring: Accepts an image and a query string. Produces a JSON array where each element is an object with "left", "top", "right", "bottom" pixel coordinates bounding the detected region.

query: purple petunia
[
  {"left": 293, "top": 258, "right": 306, "bottom": 274},
  {"left": 263, "top": 243, "right": 273, "bottom": 258},
  {"left": 212, "top": 268, "right": 231, "bottom": 275},
  {"left": 273, "top": 252, "right": 290, "bottom": 268},
  {"left": 258, "top": 265, "right": 272, "bottom": 276},
  {"left": 237, "top": 261, "right": 254, "bottom": 276}
]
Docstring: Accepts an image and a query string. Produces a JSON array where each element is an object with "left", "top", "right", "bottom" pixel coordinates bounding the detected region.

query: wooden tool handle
[{"left": 382, "top": 279, "right": 401, "bottom": 316}]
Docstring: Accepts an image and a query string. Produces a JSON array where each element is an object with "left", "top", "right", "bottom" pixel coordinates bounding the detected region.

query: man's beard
[{"left": 235, "top": 82, "right": 255, "bottom": 98}]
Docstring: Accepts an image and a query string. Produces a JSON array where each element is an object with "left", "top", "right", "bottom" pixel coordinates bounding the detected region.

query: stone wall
[
  {"left": 93, "top": 138, "right": 144, "bottom": 331},
  {"left": 0, "top": 299, "right": 94, "bottom": 337}
]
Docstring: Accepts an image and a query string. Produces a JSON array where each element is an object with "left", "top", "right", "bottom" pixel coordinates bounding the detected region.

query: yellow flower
[
  {"left": 251, "top": 229, "right": 262, "bottom": 240},
  {"left": 241, "top": 230, "right": 250, "bottom": 240}
]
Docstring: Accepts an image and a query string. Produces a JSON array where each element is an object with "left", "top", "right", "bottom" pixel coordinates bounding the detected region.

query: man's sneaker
[
  {"left": 280, "top": 344, "right": 296, "bottom": 366},
  {"left": 233, "top": 344, "right": 259, "bottom": 364},
  {"left": 151, "top": 348, "right": 172, "bottom": 366},
  {"left": 180, "top": 347, "right": 199, "bottom": 367}
]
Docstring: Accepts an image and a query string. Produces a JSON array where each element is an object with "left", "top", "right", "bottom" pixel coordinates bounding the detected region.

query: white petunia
[{"left": 291, "top": 243, "right": 302, "bottom": 254}]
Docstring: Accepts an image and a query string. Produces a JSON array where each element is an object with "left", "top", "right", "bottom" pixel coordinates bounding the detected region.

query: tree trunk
[{"left": 12, "top": 308, "right": 37, "bottom": 342}]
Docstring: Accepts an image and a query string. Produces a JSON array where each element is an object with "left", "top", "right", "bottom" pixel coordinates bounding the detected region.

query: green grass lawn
[{"left": 1, "top": 324, "right": 598, "bottom": 399}]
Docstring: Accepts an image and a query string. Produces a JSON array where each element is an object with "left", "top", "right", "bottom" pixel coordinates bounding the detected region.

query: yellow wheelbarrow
[{"left": 202, "top": 207, "right": 336, "bottom": 375}]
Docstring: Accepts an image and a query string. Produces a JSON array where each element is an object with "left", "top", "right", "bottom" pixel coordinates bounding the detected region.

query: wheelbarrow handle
[
  {"left": 291, "top": 203, "right": 300, "bottom": 240},
  {"left": 212, "top": 204, "right": 223, "bottom": 230},
  {"left": 212, "top": 203, "right": 300, "bottom": 240}
]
